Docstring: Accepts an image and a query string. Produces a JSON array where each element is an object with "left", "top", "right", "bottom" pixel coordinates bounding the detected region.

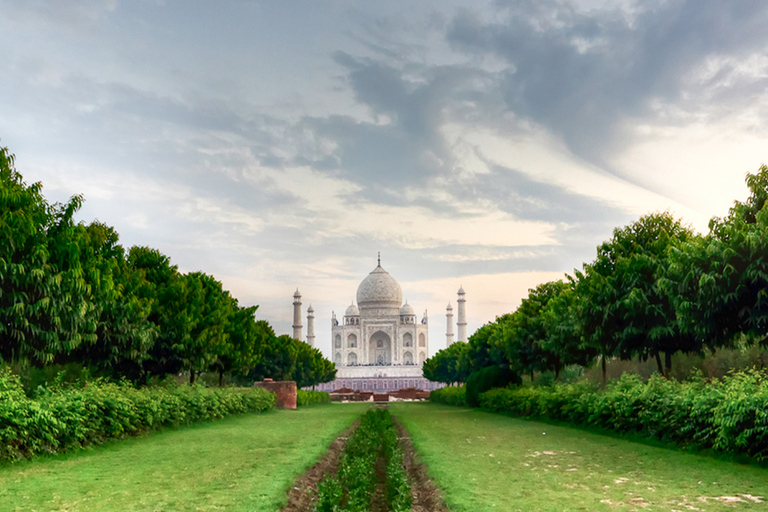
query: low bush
[
  {"left": 297, "top": 389, "right": 331, "bottom": 406},
  {"left": 466, "top": 365, "right": 521, "bottom": 407},
  {"left": 315, "top": 408, "right": 411, "bottom": 512},
  {"left": 429, "top": 385, "right": 466, "bottom": 406},
  {"left": 0, "top": 367, "right": 275, "bottom": 462},
  {"left": 478, "top": 369, "right": 768, "bottom": 461}
]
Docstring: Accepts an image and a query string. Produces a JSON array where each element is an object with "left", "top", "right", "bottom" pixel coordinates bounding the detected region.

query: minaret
[
  {"left": 306, "top": 304, "right": 315, "bottom": 347},
  {"left": 457, "top": 286, "right": 467, "bottom": 343},
  {"left": 292, "top": 289, "right": 303, "bottom": 341},
  {"left": 446, "top": 302, "right": 454, "bottom": 346}
]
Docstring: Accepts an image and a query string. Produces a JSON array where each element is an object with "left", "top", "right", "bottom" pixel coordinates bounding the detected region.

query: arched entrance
[{"left": 368, "top": 330, "right": 391, "bottom": 365}]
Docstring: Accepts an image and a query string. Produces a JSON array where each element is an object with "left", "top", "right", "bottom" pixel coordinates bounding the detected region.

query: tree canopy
[{"left": 1, "top": 142, "right": 335, "bottom": 388}]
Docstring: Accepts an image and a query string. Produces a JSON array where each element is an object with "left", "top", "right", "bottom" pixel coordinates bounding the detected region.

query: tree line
[
  {"left": 0, "top": 143, "right": 335, "bottom": 388},
  {"left": 425, "top": 165, "right": 768, "bottom": 385}
]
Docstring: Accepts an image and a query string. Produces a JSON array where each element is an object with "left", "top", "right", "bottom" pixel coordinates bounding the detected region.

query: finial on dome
[{"left": 378, "top": 251, "right": 381, "bottom": 266}]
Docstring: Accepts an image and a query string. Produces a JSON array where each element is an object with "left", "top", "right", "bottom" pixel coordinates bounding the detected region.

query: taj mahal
[{"left": 291, "top": 256, "right": 466, "bottom": 392}]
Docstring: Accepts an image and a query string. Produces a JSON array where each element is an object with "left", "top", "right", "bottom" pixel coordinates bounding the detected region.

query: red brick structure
[{"left": 254, "top": 378, "right": 297, "bottom": 410}]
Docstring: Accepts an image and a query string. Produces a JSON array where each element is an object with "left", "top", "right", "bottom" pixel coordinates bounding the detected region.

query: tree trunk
[
  {"left": 190, "top": 367, "right": 196, "bottom": 385},
  {"left": 555, "top": 362, "right": 561, "bottom": 382},
  {"left": 601, "top": 356, "right": 607, "bottom": 387},
  {"left": 664, "top": 351, "right": 672, "bottom": 377},
  {"left": 655, "top": 353, "right": 663, "bottom": 375},
  {"left": 530, "top": 370, "right": 534, "bottom": 383},
  {"left": 219, "top": 370, "right": 224, "bottom": 387}
]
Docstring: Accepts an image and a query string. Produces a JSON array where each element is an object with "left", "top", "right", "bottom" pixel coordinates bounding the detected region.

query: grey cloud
[
  {"left": 473, "top": 165, "right": 629, "bottom": 224},
  {"left": 305, "top": 53, "right": 490, "bottom": 195},
  {"left": 447, "top": 0, "right": 768, "bottom": 168}
]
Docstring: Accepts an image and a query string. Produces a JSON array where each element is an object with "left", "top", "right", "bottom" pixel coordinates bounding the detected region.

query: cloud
[
  {"left": 4, "top": 0, "right": 768, "bottom": 361},
  {"left": 446, "top": 0, "right": 768, "bottom": 173}
]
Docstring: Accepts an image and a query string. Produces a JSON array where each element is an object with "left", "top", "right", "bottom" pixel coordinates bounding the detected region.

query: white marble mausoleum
[{"left": 293, "top": 257, "right": 446, "bottom": 392}]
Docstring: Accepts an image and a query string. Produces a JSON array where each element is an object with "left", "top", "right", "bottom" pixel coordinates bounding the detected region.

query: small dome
[
  {"left": 307, "top": 304, "right": 314, "bottom": 313},
  {"left": 345, "top": 302, "right": 359, "bottom": 317},
  {"left": 446, "top": 302, "right": 453, "bottom": 311},
  {"left": 400, "top": 301, "right": 415, "bottom": 316},
  {"left": 294, "top": 288, "right": 301, "bottom": 298},
  {"left": 356, "top": 264, "right": 402, "bottom": 309},
  {"left": 458, "top": 285, "right": 465, "bottom": 294}
]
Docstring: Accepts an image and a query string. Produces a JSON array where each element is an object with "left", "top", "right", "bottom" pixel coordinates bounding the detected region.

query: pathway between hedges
[
  {"left": 0, "top": 403, "right": 369, "bottom": 512},
  {"left": 391, "top": 402, "right": 768, "bottom": 512}
]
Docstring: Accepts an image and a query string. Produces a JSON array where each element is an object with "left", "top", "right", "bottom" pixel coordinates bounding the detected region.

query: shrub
[
  {"left": 0, "top": 367, "right": 275, "bottom": 462},
  {"left": 429, "top": 385, "right": 466, "bottom": 406},
  {"left": 465, "top": 365, "right": 521, "bottom": 407},
  {"left": 314, "top": 408, "right": 411, "bottom": 512},
  {"left": 476, "top": 368, "right": 768, "bottom": 461},
  {"left": 297, "top": 389, "right": 331, "bottom": 406}
]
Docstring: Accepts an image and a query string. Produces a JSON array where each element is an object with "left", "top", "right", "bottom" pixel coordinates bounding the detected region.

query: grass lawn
[
  {"left": 391, "top": 402, "right": 768, "bottom": 512},
  {"left": 0, "top": 403, "right": 369, "bottom": 512}
]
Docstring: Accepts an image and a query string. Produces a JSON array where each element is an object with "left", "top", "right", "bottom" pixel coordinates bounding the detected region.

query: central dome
[{"left": 356, "top": 264, "right": 403, "bottom": 309}]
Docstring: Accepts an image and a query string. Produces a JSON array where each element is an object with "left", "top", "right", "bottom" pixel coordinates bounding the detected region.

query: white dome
[
  {"left": 356, "top": 264, "right": 402, "bottom": 309},
  {"left": 400, "top": 302, "right": 415, "bottom": 316},
  {"left": 345, "top": 303, "right": 359, "bottom": 317}
]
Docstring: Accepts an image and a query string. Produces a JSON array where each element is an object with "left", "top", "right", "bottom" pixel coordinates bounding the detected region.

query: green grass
[
  {"left": 0, "top": 403, "right": 369, "bottom": 512},
  {"left": 391, "top": 402, "right": 768, "bottom": 512}
]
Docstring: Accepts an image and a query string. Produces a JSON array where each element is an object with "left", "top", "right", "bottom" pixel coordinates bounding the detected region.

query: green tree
[
  {"left": 664, "top": 165, "right": 768, "bottom": 350},
  {"left": 210, "top": 301, "right": 266, "bottom": 386},
  {"left": 128, "top": 245, "right": 185, "bottom": 380},
  {"left": 423, "top": 341, "right": 469, "bottom": 384},
  {"left": 539, "top": 280, "right": 598, "bottom": 372},
  {"left": 0, "top": 144, "right": 95, "bottom": 365},
  {"left": 181, "top": 272, "right": 232, "bottom": 384},
  {"left": 576, "top": 212, "right": 696, "bottom": 380},
  {"left": 59, "top": 222, "right": 156, "bottom": 380},
  {"left": 499, "top": 281, "right": 566, "bottom": 380},
  {"left": 464, "top": 322, "right": 508, "bottom": 375}
]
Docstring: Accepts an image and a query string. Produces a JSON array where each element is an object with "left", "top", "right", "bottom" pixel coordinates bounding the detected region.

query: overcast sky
[{"left": 2, "top": 0, "right": 768, "bottom": 358}]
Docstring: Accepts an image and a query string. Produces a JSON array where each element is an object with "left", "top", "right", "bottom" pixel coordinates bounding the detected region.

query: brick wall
[{"left": 253, "top": 379, "right": 297, "bottom": 410}]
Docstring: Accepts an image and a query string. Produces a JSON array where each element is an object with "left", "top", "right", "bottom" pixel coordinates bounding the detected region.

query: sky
[{"left": 2, "top": 0, "right": 768, "bottom": 359}]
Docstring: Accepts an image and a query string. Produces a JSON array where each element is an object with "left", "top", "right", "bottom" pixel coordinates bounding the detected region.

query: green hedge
[
  {"left": 315, "top": 408, "right": 411, "bottom": 512},
  {"left": 0, "top": 367, "right": 275, "bottom": 462},
  {"left": 297, "top": 389, "right": 331, "bottom": 406},
  {"left": 429, "top": 385, "right": 466, "bottom": 406},
  {"left": 466, "top": 365, "right": 520, "bottom": 407},
  {"left": 478, "top": 370, "right": 768, "bottom": 461}
]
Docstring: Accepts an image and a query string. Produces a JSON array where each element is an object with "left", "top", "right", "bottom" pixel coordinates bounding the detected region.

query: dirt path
[
  {"left": 370, "top": 454, "right": 389, "bottom": 512},
  {"left": 395, "top": 419, "right": 450, "bottom": 512},
  {"left": 281, "top": 414, "right": 448, "bottom": 512},
  {"left": 280, "top": 420, "right": 358, "bottom": 512}
]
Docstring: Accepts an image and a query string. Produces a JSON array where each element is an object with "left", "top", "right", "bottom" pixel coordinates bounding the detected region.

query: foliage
[
  {"left": 465, "top": 365, "right": 520, "bottom": 407},
  {"left": 314, "top": 408, "right": 411, "bottom": 512},
  {"left": 664, "top": 165, "right": 768, "bottom": 352},
  {"left": 575, "top": 212, "right": 696, "bottom": 377},
  {"left": 0, "top": 143, "right": 95, "bottom": 366},
  {"left": 0, "top": 143, "right": 334, "bottom": 388},
  {"left": 500, "top": 281, "right": 569, "bottom": 379},
  {"left": 56, "top": 223, "right": 157, "bottom": 380},
  {"left": 297, "top": 389, "right": 331, "bottom": 406},
  {"left": 0, "top": 366, "right": 275, "bottom": 462},
  {"left": 478, "top": 368, "right": 768, "bottom": 461},
  {"left": 463, "top": 322, "right": 509, "bottom": 375},
  {"left": 428, "top": 385, "right": 466, "bottom": 406},
  {"left": 423, "top": 341, "right": 469, "bottom": 384},
  {"left": 242, "top": 333, "right": 336, "bottom": 388}
]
